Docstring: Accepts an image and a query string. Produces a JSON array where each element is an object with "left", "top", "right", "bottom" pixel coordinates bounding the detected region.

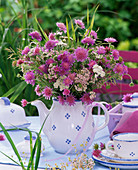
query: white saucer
[
  {"left": 100, "top": 149, "right": 138, "bottom": 163},
  {"left": 92, "top": 155, "right": 138, "bottom": 169}
]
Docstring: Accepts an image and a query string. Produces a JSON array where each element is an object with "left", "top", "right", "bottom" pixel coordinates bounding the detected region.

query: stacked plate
[{"left": 92, "top": 149, "right": 138, "bottom": 169}]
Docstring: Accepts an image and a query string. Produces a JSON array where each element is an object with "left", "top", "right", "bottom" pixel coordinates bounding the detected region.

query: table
[{"left": 0, "top": 116, "right": 111, "bottom": 170}]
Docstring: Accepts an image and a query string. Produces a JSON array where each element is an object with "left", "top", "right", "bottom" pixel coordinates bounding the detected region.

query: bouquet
[{"left": 13, "top": 18, "right": 128, "bottom": 106}]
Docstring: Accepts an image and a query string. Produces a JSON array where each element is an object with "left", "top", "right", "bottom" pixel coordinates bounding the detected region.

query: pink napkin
[{"left": 110, "top": 110, "right": 138, "bottom": 138}]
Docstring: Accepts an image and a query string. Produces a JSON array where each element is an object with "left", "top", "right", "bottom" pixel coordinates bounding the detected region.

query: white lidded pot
[
  {"left": 0, "top": 97, "right": 30, "bottom": 129},
  {"left": 122, "top": 93, "right": 138, "bottom": 113},
  {"left": 16, "top": 135, "right": 45, "bottom": 157}
]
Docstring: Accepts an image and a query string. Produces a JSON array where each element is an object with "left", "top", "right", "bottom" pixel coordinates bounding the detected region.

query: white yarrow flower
[{"left": 93, "top": 64, "right": 105, "bottom": 78}]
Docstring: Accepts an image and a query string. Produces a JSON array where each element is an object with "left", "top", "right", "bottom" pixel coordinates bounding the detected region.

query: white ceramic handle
[
  {"left": 106, "top": 141, "right": 115, "bottom": 154},
  {"left": 92, "top": 102, "right": 109, "bottom": 131}
]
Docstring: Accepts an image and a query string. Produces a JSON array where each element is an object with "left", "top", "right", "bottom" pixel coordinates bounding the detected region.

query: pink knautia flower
[
  {"left": 0, "top": 133, "right": 5, "bottom": 141},
  {"left": 43, "top": 86, "right": 52, "bottom": 99},
  {"left": 81, "top": 93, "right": 92, "bottom": 105},
  {"left": 46, "top": 58, "right": 55, "bottom": 65},
  {"left": 33, "top": 47, "right": 40, "bottom": 56},
  {"left": 61, "top": 61, "right": 70, "bottom": 71},
  {"left": 38, "top": 64, "right": 48, "bottom": 75},
  {"left": 49, "top": 32, "right": 55, "bottom": 40},
  {"left": 113, "top": 63, "right": 128, "bottom": 75},
  {"left": 17, "top": 59, "right": 24, "bottom": 65},
  {"left": 63, "top": 77, "right": 73, "bottom": 86},
  {"left": 29, "top": 31, "right": 42, "bottom": 41},
  {"left": 92, "top": 149, "right": 101, "bottom": 157},
  {"left": 45, "top": 40, "right": 58, "bottom": 51},
  {"left": 122, "top": 93, "right": 132, "bottom": 103},
  {"left": 88, "top": 60, "right": 96, "bottom": 69},
  {"left": 24, "top": 71, "right": 35, "bottom": 85},
  {"left": 112, "top": 49, "right": 119, "bottom": 60},
  {"left": 63, "top": 89, "right": 70, "bottom": 96},
  {"left": 75, "top": 47, "right": 88, "bottom": 62},
  {"left": 81, "top": 37, "right": 95, "bottom": 46},
  {"left": 21, "top": 99, "right": 28, "bottom": 107},
  {"left": 57, "top": 51, "right": 68, "bottom": 61},
  {"left": 59, "top": 68, "right": 67, "bottom": 76},
  {"left": 58, "top": 95, "right": 65, "bottom": 105},
  {"left": 90, "top": 30, "right": 97, "bottom": 39},
  {"left": 66, "top": 95, "right": 76, "bottom": 106},
  {"left": 53, "top": 66, "right": 60, "bottom": 73},
  {"left": 104, "top": 37, "right": 117, "bottom": 43},
  {"left": 22, "top": 46, "right": 30, "bottom": 55},
  {"left": 105, "top": 46, "right": 111, "bottom": 53},
  {"left": 68, "top": 73, "right": 76, "bottom": 81},
  {"left": 97, "top": 46, "right": 106, "bottom": 55},
  {"left": 35, "top": 85, "right": 41, "bottom": 96},
  {"left": 56, "top": 22, "right": 67, "bottom": 33},
  {"left": 67, "top": 54, "right": 75, "bottom": 64},
  {"left": 74, "top": 19, "right": 85, "bottom": 29}
]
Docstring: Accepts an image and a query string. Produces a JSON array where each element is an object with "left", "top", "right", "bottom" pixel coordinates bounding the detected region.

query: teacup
[{"left": 106, "top": 133, "right": 138, "bottom": 159}]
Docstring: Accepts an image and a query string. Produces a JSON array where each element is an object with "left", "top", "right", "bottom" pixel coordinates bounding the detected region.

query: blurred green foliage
[{"left": 0, "top": 0, "right": 137, "bottom": 115}]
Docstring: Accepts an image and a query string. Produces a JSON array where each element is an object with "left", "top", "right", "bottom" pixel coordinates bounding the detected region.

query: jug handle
[{"left": 91, "top": 102, "right": 109, "bottom": 132}]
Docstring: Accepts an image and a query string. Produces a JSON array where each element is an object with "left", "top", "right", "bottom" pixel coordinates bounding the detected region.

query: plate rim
[
  {"left": 92, "top": 155, "right": 138, "bottom": 167},
  {"left": 100, "top": 149, "right": 138, "bottom": 162}
]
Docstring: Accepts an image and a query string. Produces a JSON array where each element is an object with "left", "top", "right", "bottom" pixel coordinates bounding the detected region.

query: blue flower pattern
[
  {"left": 65, "top": 113, "right": 70, "bottom": 119},
  {"left": 10, "top": 109, "right": 15, "bottom": 113}
]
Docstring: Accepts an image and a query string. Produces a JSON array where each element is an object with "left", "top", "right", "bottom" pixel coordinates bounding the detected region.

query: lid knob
[{"left": 0, "top": 97, "right": 10, "bottom": 106}]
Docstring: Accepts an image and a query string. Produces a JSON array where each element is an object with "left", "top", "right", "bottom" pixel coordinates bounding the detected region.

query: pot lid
[{"left": 122, "top": 93, "right": 138, "bottom": 108}]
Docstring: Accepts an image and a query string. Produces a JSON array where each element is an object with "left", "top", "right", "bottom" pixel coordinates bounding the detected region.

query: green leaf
[
  {"left": 66, "top": 18, "right": 71, "bottom": 47},
  {"left": 87, "top": 8, "right": 89, "bottom": 27},
  {"left": 0, "top": 123, "right": 25, "bottom": 169},
  {"left": 10, "top": 81, "right": 27, "bottom": 103},
  {"left": 35, "top": 16, "right": 48, "bottom": 41}
]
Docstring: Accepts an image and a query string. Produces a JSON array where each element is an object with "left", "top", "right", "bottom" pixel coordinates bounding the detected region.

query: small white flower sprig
[{"left": 12, "top": 11, "right": 129, "bottom": 106}]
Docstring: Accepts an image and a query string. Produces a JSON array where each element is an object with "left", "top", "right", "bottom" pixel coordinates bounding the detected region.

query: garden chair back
[{"left": 95, "top": 51, "right": 138, "bottom": 95}]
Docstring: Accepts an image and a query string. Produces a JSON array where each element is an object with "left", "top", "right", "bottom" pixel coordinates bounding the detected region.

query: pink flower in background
[
  {"left": 56, "top": 22, "right": 67, "bottom": 33},
  {"left": 68, "top": 73, "right": 76, "bottom": 81},
  {"left": 81, "top": 37, "right": 95, "bottom": 46},
  {"left": 0, "top": 133, "right": 5, "bottom": 141},
  {"left": 97, "top": 46, "right": 106, "bottom": 55},
  {"left": 33, "top": 47, "right": 40, "bottom": 56},
  {"left": 61, "top": 61, "right": 70, "bottom": 71},
  {"left": 112, "top": 49, "right": 119, "bottom": 60},
  {"left": 24, "top": 71, "right": 35, "bottom": 85},
  {"left": 49, "top": 32, "right": 55, "bottom": 40},
  {"left": 81, "top": 93, "right": 92, "bottom": 105},
  {"left": 63, "top": 89, "right": 70, "bottom": 96},
  {"left": 113, "top": 63, "right": 125, "bottom": 75},
  {"left": 35, "top": 85, "right": 41, "bottom": 96},
  {"left": 74, "top": 19, "right": 85, "bottom": 29},
  {"left": 75, "top": 47, "right": 88, "bottom": 62},
  {"left": 29, "top": 31, "right": 42, "bottom": 41},
  {"left": 17, "top": 59, "right": 24, "bottom": 65},
  {"left": 63, "top": 77, "right": 73, "bottom": 86},
  {"left": 122, "top": 94, "right": 132, "bottom": 102},
  {"left": 90, "top": 30, "right": 97, "bottom": 39},
  {"left": 88, "top": 60, "right": 96, "bottom": 69},
  {"left": 92, "top": 149, "right": 101, "bottom": 157},
  {"left": 58, "top": 96, "right": 65, "bottom": 105},
  {"left": 38, "top": 64, "right": 48, "bottom": 75},
  {"left": 43, "top": 86, "right": 52, "bottom": 99},
  {"left": 104, "top": 37, "right": 117, "bottom": 43},
  {"left": 46, "top": 58, "right": 55, "bottom": 65},
  {"left": 22, "top": 46, "right": 30, "bottom": 55},
  {"left": 45, "top": 40, "right": 58, "bottom": 50},
  {"left": 66, "top": 95, "right": 75, "bottom": 106},
  {"left": 21, "top": 99, "right": 28, "bottom": 107}
]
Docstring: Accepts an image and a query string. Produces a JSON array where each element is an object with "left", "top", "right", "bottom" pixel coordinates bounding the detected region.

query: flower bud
[
  {"left": 129, "top": 82, "right": 134, "bottom": 87},
  {"left": 119, "top": 56, "right": 123, "bottom": 63}
]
